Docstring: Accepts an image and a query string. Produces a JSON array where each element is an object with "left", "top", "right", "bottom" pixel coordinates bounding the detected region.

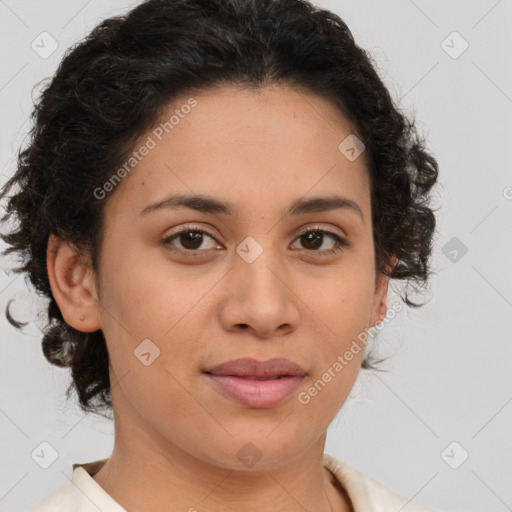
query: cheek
[
  {"left": 303, "top": 262, "right": 375, "bottom": 390},
  {"left": 99, "top": 247, "right": 198, "bottom": 338},
  {"left": 97, "top": 252, "right": 214, "bottom": 395},
  {"left": 306, "top": 263, "right": 376, "bottom": 336},
  {"left": 98, "top": 270, "right": 205, "bottom": 422}
]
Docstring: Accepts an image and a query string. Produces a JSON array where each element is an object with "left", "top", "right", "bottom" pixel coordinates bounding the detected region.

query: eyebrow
[{"left": 139, "top": 193, "right": 364, "bottom": 222}]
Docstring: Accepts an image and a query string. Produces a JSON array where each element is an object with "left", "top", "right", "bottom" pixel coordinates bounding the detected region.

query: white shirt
[{"left": 25, "top": 454, "right": 442, "bottom": 511}]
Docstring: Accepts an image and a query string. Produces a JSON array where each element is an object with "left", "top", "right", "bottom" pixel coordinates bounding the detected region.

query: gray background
[{"left": 1, "top": 1, "right": 511, "bottom": 511}]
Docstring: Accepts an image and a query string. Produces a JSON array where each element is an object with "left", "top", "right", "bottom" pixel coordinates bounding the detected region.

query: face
[{"left": 88, "top": 83, "right": 389, "bottom": 470}]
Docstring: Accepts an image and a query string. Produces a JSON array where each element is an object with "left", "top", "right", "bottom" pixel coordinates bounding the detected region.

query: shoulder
[
  {"left": 24, "top": 482, "right": 78, "bottom": 512},
  {"left": 323, "top": 453, "right": 443, "bottom": 512},
  {"left": 24, "top": 459, "right": 125, "bottom": 512},
  {"left": 27, "top": 455, "right": 444, "bottom": 512}
]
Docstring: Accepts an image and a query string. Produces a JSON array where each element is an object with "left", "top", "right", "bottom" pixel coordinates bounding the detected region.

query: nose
[{"left": 217, "top": 247, "right": 301, "bottom": 340}]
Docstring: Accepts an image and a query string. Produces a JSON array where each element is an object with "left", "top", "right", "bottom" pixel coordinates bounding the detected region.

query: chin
[{"left": 194, "top": 432, "right": 316, "bottom": 473}]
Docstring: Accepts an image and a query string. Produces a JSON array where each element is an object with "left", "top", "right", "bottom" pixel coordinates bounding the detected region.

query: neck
[{"left": 92, "top": 422, "right": 351, "bottom": 512}]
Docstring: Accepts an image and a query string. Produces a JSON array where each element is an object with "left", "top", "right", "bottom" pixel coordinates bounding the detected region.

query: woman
[{"left": 0, "top": 0, "right": 441, "bottom": 510}]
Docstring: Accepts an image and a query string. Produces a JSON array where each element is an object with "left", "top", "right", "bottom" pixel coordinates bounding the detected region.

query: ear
[
  {"left": 369, "top": 255, "right": 397, "bottom": 328},
  {"left": 46, "top": 233, "right": 101, "bottom": 333}
]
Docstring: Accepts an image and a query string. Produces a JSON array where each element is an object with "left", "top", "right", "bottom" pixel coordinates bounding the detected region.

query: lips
[
  {"left": 204, "top": 358, "right": 307, "bottom": 408},
  {"left": 205, "top": 357, "right": 307, "bottom": 379}
]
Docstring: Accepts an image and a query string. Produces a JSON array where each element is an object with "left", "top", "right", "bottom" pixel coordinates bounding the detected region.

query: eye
[
  {"left": 161, "top": 224, "right": 348, "bottom": 256},
  {"left": 162, "top": 224, "right": 220, "bottom": 254},
  {"left": 292, "top": 226, "right": 348, "bottom": 255}
]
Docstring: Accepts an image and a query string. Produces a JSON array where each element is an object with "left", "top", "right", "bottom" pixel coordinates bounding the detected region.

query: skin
[{"left": 47, "top": 82, "right": 394, "bottom": 512}]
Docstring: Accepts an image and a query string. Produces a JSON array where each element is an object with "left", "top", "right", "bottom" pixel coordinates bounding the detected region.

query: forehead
[{"left": 104, "top": 83, "right": 371, "bottom": 221}]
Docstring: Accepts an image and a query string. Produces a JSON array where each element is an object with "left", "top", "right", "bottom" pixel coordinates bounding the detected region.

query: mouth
[{"left": 203, "top": 357, "right": 307, "bottom": 408}]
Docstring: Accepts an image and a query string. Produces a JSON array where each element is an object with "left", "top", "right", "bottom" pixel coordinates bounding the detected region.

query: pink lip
[{"left": 204, "top": 358, "right": 307, "bottom": 408}]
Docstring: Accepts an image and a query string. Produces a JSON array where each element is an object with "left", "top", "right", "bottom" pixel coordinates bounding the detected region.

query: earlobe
[
  {"left": 46, "top": 234, "right": 101, "bottom": 333},
  {"left": 370, "top": 274, "right": 390, "bottom": 328},
  {"left": 369, "top": 255, "right": 397, "bottom": 328}
]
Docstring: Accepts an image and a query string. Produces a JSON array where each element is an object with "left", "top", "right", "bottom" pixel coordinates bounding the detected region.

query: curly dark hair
[{"left": 0, "top": 0, "right": 439, "bottom": 417}]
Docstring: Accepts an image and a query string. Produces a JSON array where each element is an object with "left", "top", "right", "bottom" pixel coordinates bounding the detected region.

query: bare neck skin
[{"left": 92, "top": 395, "right": 353, "bottom": 512}]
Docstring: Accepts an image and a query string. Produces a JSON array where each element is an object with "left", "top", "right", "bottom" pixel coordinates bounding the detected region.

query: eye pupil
[
  {"left": 181, "top": 231, "right": 203, "bottom": 250},
  {"left": 302, "top": 231, "right": 323, "bottom": 250}
]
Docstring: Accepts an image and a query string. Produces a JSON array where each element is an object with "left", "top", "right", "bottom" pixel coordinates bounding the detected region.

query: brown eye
[
  {"left": 292, "top": 228, "right": 348, "bottom": 255},
  {"left": 176, "top": 231, "right": 206, "bottom": 250},
  {"left": 162, "top": 226, "right": 219, "bottom": 254},
  {"left": 161, "top": 225, "right": 348, "bottom": 257}
]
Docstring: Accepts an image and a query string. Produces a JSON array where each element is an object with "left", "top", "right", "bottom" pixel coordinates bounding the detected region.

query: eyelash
[{"left": 161, "top": 224, "right": 348, "bottom": 256}]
